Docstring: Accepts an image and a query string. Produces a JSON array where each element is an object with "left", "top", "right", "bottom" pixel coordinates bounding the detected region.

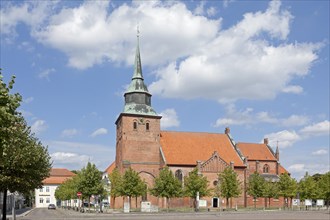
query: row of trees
[
  {"left": 57, "top": 163, "right": 330, "bottom": 211},
  {"left": 246, "top": 171, "right": 330, "bottom": 209},
  {"left": 1, "top": 71, "right": 52, "bottom": 220}
]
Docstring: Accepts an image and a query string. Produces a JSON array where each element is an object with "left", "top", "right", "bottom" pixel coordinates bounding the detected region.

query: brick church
[{"left": 106, "top": 34, "right": 288, "bottom": 209}]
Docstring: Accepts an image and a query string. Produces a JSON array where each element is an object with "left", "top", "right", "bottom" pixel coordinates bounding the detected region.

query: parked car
[{"left": 48, "top": 204, "right": 56, "bottom": 210}]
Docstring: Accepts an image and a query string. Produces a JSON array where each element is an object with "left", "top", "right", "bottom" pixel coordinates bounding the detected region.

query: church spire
[
  {"left": 122, "top": 29, "right": 158, "bottom": 116},
  {"left": 275, "top": 141, "right": 279, "bottom": 161},
  {"left": 132, "top": 26, "right": 143, "bottom": 80}
]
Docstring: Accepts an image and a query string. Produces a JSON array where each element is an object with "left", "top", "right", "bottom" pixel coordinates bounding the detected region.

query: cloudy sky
[{"left": 1, "top": 0, "right": 329, "bottom": 180}]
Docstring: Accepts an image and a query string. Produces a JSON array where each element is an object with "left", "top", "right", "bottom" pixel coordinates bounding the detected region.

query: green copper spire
[{"left": 122, "top": 29, "right": 158, "bottom": 116}]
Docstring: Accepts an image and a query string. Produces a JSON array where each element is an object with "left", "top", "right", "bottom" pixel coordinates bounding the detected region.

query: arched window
[
  {"left": 175, "top": 169, "right": 183, "bottom": 183},
  {"left": 146, "top": 122, "right": 150, "bottom": 131},
  {"left": 133, "top": 121, "right": 137, "bottom": 130},
  {"left": 263, "top": 164, "right": 269, "bottom": 173}
]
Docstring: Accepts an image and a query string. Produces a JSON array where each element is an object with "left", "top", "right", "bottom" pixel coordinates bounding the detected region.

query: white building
[{"left": 35, "top": 168, "right": 75, "bottom": 208}]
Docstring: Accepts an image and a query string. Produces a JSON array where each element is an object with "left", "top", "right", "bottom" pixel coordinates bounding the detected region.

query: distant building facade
[
  {"left": 106, "top": 35, "right": 288, "bottom": 209},
  {"left": 35, "top": 168, "right": 75, "bottom": 208}
]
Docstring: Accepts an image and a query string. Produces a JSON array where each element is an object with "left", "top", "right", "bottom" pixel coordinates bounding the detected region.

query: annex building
[{"left": 106, "top": 34, "right": 288, "bottom": 209}]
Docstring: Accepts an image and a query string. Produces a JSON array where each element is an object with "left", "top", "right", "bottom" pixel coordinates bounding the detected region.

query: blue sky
[{"left": 0, "top": 0, "right": 329, "bottom": 180}]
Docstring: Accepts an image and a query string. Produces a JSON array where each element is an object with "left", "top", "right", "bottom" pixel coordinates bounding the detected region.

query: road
[{"left": 17, "top": 208, "right": 330, "bottom": 220}]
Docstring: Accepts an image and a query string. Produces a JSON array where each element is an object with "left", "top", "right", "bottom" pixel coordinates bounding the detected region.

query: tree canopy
[
  {"left": 247, "top": 172, "right": 266, "bottom": 209},
  {"left": 217, "top": 166, "right": 242, "bottom": 208},
  {"left": 150, "top": 166, "right": 182, "bottom": 209},
  {"left": 183, "top": 168, "right": 210, "bottom": 210},
  {"left": 1, "top": 70, "right": 52, "bottom": 219}
]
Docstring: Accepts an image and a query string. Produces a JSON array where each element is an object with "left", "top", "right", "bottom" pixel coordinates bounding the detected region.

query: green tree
[
  {"left": 121, "top": 168, "right": 146, "bottom": 210},
  {"left": 0, "top": 71, "right": 52, "bottom": 220},
  {"left": 183, "top": 168, "right": 210, "bottom": 211},
  {"left": 217, "top": 166, "right": 242, "bottom": 209},
  {"left": 263, "top": 180, "right": 279, "bottom": 208},
  {"left": 150, "top": 166, "right": 182, "bottom": 210},
  {"left": 278, "top": 173, "right": 297, "bottom": 209},
  {"left": 77, "top": 162, "right": 104, "bottom": 210},
  {"left": 55, "top": 174, "right": 79, "bottom": 207},
  {"left": 317, "top": 172, "right": 330, "bottom": 207},
  {"left": 298, "top": 172, "right": 317, "bottom": 200},
  {"left": 108, "top": 168, "right": 122, "bottom": 209},
  {"left": 247, "top": 172, "right": 266, "bottom": 209}
]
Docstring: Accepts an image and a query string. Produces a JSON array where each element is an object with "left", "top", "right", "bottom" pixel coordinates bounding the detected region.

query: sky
[{"left": 0, "top": 0, "right": 329, "bottom": 180}]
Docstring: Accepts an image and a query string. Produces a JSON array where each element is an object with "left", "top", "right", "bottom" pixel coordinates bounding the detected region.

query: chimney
[
  {"left": 225, "top": 127, "right": 230, "bottom": 134},
  {"left": 256, "top": 160, "right": 259, "bottom": 173},
  {"left": 264, "top": 138, "right": 269, "bottom": 145},
  {"left": 196, "top": 160, "right": 202, "bottom": 175},
  {"left": 230, "top": 161, "right": 234, "bottom": 169}
]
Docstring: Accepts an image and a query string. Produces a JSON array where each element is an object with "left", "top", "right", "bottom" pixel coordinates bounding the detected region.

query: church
[{"left": 105, "top": 34, "right": 288, "bottom": 209}]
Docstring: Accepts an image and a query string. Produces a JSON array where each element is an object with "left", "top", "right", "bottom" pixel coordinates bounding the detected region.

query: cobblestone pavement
[{"left": 15, "top": 208, "right": 330, "bottom": 220}]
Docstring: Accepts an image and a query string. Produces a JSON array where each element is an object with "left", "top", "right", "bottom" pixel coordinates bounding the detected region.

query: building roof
[
  {"left": 237, "top": 142, "right": 277, "bottom": 161},
  {"left": 43, "top": 168, "right": 75, "bottom": 185},
  {"left": 160, "top": 131, "right": 244, "bottom": 167},
  {"left": 104, "top": 161, "right": 116, "bottom": 174},
  {"left": 279, "top": 164, "right": 289, "bottom": 174}
]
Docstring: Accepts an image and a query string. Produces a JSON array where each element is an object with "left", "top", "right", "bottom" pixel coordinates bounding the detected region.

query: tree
[
  {"left": 278, "top": 173, "right": 297, "bottom": 209},
  {"left": 121, "top": 168, "right": 146, "bottom": 210},
  {"left": 298, "top": 172, "right": 317, "bottom": 200},
  {"left": 317, "top": 172, "right": 330, "bottom": 208},
  {"left": 263, "top": 180, "right": 279, "bottom": 208},
  {"left": 183, "top": 168, "right": 210, "bottom": 211},
  {"left": 109, "top": 168, "right": 122, "bottom": 209},
  {"left": 217, "top": 166, "right": 242, "bottom": 209},
  {"left": 77, "top": 162, "right": 104, "bottom": 210},
  {"left": 247, "top": 172, "right": 266, "bottom": 209},
  {"left": 0, "top": 70, "right": 52, "bottom": 220},
  {"left": 55, "top": 174, "right": 79, "bottom": 208},
  {"left": 150, "top": 166, "right": 182, "bottom": 210}
]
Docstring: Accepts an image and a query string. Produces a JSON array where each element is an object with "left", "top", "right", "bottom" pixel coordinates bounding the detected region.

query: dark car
[{"left": 48, "top": 204, "right": 56, "bottom": 210}]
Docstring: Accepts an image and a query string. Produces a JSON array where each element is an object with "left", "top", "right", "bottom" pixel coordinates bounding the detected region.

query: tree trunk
[
  {"left": 113, "top": 197, "right": 116, "bottom": 209},
  {"left": 2, "top": 190, "right": 7, "bottom": 220},
  {"left": 226, "top": 198, "right": 229, "bottom": 209},
  {"left": 254, "top": 197, "right": 256, "bottom": 209},
  {"left": 135, "top": 197, "right": 137, "bottom": 208}
]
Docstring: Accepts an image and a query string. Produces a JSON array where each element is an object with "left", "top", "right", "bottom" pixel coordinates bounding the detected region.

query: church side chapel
[{"left": 108, "top": 32, "right": 288, "bottom": 209}]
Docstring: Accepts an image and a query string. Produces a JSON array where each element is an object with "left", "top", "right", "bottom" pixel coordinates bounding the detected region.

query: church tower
[{"left": 115, "top": 31, "right": 162, "bottom": 179}]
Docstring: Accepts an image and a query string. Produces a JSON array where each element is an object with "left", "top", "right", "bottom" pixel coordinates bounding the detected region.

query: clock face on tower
[{"left": 139, "top": 118, "right": 145, "bottom": 125}]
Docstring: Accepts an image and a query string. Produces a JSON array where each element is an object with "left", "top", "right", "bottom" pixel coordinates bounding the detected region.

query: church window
[
  {"left": 146, "top": 122, "right": 149, "bottom": 131},
  {"left": 213, "top": 180, "right": 218, "bottom": 186},
  {"left": 175, "top": 169, "right": 183, "bottom": 183},
  {"left": 263, "top": 164, "right": 269, "bottom": 173},
  {"left": 133, "top": 121, "right": 137, "bottom": 130}
]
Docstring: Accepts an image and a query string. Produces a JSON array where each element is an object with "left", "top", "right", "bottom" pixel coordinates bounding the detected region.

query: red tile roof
[
  {"left": 237, "top": 142, "right": 277, "bottom": 161},
  {"left": 104, "top": 161, "right": 116, "bottom": 174},
  {"left": 279, "top": 164, "right": 289, "bottom": 174},
  {"left": 160, "top": 131, "right": 244, "bottom": 167},
  {"left": 43, "top": 168, "right": 75, "bottom": 185}
]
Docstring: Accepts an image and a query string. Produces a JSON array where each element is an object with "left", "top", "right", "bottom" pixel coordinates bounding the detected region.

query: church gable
[{"left": 200, "top": 151, "right": 229, "bottom": 173}]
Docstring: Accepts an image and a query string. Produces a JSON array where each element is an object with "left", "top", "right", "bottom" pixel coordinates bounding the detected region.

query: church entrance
[{"left": 212, "top": 198, "right": 219, "bottom": 208}]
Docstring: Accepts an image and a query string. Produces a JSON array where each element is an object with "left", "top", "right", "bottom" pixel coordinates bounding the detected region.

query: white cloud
[
  {"left": 160, "top": 108, "right": 180, "bottom": 129},
  {"left": 32, "top": 1, "right": 220, "bottom": 69},
  {"left": 31, "top": 119, "right": 47, "bottom": 135},
  {"left": 299, "top": 120, "right": 330, "bottom": 137},
  {"left": 90, "top": 128, "right": 108, "bottom": 137},
  {"left": 288, "top": 163, "right": 305, "bottom": 173},
  {"left": 51, "top": 152, "right": 90, "bottom": 167},
  {"left": 312, "top": 149, "right": 328, "bottom": 155},
  {"left": 214, "top": 104, "right": 309, "bottom": 127},
  {"left": 61, "top": 129, "right": 78, "bottom": 138},
  {"left": 1, "top": 1, "right": 322, "bottom": 102},
  {"left": 38, "top": 68, "right": 55, "bottom": 80},
  {"left": 282, "top": 85, "right": 303, "bottom": 94},
  {"left": 149, "top": 1, "right": 321, "bottom": 102},
  {"left": 23, "top": 97, "right": 34, "bottom": 104},
  {"left": 264, "top": 130, "right": 301, "bottom": 148}
]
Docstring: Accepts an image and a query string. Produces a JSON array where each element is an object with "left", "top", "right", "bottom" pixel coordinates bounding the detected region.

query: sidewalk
[{"left": 4, "top": 207, "right": 32, "bottom": 219}]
